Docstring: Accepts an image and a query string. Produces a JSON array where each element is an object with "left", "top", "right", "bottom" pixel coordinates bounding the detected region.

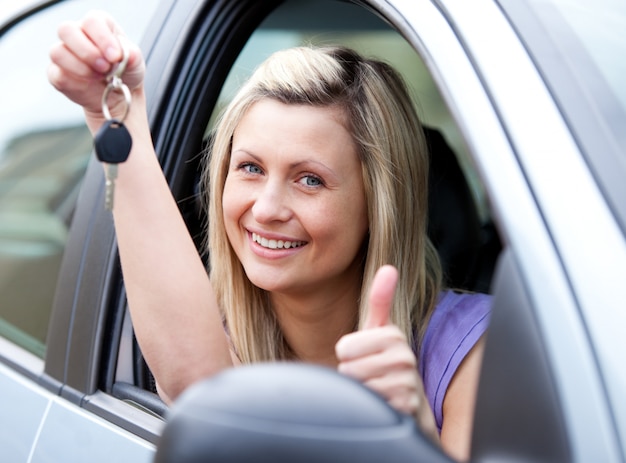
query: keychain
[{"left": 94, "top": 36, "right": 132, "bottom": 211}]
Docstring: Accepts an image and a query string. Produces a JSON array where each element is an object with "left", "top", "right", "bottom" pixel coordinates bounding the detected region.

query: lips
[{"left": 251, "top": 232, "right": 306, "bottom": 250}]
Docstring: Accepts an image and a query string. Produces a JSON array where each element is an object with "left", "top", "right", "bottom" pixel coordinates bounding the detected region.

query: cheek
[{"left": 309, "top": 195, "right": 369, "bottom": 249}]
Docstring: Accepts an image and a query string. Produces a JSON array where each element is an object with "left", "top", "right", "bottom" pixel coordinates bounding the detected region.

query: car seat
[{"left": 424, "top": 126, "right": 500, "bottom": 291}]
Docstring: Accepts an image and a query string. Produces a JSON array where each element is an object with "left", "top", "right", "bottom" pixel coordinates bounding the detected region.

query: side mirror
[{"left": 154, "top": 363, "right": 450, "bottom": 463}]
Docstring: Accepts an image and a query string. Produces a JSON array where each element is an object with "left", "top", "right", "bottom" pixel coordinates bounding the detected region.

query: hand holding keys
[{"left": 94, "top": 36, "right": 133, "bottom": 211}]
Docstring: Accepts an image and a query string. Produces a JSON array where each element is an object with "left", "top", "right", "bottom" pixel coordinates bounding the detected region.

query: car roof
[{"left": 0, "top": 0, "right": 48, "bottom": 30}]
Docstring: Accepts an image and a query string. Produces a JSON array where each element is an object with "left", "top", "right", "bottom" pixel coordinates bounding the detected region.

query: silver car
[{"left": 1, "top": 0, "right": 624, "bottom": 461}]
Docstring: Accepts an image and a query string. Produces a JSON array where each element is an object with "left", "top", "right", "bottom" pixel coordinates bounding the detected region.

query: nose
[{"left": 251, "top": 180, "right": 293, "bottom": 223}]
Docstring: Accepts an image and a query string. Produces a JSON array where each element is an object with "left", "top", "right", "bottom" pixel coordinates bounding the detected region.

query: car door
[
  {"left": 414, "top": 1, "right": 625, "bottom": 461},
  {"left": 426, "top": 1, "right": 625, "bottom": 461}
]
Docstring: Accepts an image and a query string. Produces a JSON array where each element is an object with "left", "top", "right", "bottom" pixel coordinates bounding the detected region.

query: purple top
[{"left": 418, "top": 290, "right": 491, "bottom": 432}]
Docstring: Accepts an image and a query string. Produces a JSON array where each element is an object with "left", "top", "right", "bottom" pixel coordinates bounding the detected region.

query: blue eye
[
  {"left": 240, "top": 163, "right": 263, "bottom": 174},
  {"left": 299, "top": 175, "right": 323, "bottom": 187}
]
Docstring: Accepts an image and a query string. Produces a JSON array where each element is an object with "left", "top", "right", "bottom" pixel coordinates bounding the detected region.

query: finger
[
  {"left": 363, "top": 265, "right": 398, "bottom": 330},
  {"left": 385, "top": 392, "right": 420, "bottom": 416},
  {"left": 119, "top": 40, "right": 146, "bottom": 89},
  {"left": 49, "top": 41, "right": 103, "bottom": 81},
  {"left": 337, "top": 342, "right": 416, "bottom": 381},
  {"left": 335, "top": 325, "right": 405, "bottom": 361},
  {"left": 47, "top": 63, "right": 66, "bottom": 94},
  {"left": 364, "top": 372, "right": 421, "bottom": 415},
  {"left": 57, "top": 21, "right": 111, "bottom": 74},
  {"left": 80, "top": 10, "right": 124, "bottom": 63},
  {"left": 47, "top": 60, "right": 98, "bottom": 101},
  {"left": 80, "top": 15, "right": 144, "bottom": 90}
]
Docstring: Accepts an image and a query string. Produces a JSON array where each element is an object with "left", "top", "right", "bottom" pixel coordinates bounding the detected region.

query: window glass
[
  {"left": 0, "top": 0, "right": 158, "bottom": 357},
  {"left": 209, "top": 0, "right": 489, "bottom": 221}
]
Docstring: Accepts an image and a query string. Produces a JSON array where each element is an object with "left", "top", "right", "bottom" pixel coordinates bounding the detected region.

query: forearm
[
  {"left": 97, "top": 89, "right": 232, "bottom": 400},
  {"left": 47, "top": 11, "right": 230, "bottom": 400}
]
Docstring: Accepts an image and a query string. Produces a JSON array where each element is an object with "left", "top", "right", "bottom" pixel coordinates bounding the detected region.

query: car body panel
[
  {"left": 0, "top": 362, "right": 49, "bottom": 461},
  {"left": 0, "top": 361, "right": 155, "bottom": 461},
  {"left": 435, "top": 1, "right": 626, "bottom": 459},
  {"left": 31, "top": 396, "right": 155, "bottom": 462}
]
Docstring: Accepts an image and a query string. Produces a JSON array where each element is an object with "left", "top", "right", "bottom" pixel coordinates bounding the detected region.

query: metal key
[
  {"left": 94, "top": 119, "right": 132, "bottom": 210},
  {"left": 94, "top": 36, "right": 132, "bottom": 211},
  {"left": 104, "top": 164, "right": 118, "bottom": 211}
]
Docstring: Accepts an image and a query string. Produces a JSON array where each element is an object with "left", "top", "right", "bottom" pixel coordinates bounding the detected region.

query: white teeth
[{"left": 252, "top": 233, "right": 304, "bottom": 249}]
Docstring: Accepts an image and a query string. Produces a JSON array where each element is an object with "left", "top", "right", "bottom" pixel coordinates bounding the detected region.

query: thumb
[{"left": 363, "top": 265, "right": 399, "bottom": 330}]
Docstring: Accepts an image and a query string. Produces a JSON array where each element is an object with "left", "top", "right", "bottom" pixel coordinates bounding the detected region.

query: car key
[
  {"left": 94, "top": 36, "right": 132, "bottom": 211},
  {"left": 94, "top": 119, "right": 132, "bottom": 209}
]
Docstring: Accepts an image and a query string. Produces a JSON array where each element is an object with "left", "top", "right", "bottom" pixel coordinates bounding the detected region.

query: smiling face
[{"left": 222, "top": 99, "right": 369, "bottom": 301}]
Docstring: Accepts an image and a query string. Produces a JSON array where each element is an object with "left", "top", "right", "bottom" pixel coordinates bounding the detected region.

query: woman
[{"left": 49, "top": 11, "right": 489, "bottom": 461}]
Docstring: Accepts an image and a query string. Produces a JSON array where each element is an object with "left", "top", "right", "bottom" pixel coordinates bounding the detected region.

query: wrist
[{"left": 84, "top": 85, "right": 147, "bottom": 134}]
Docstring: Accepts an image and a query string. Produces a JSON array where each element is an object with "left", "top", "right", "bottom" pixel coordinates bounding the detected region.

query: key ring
[{"left": 101, "top": 36, "right": 131, "bottom": 122}]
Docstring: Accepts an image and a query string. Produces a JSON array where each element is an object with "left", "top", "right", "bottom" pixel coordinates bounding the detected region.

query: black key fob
[{"left": 94, "top": 119, "right": 132, "bottom": 164}]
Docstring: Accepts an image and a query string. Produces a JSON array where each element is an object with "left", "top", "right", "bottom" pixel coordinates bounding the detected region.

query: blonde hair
[{"left": 203, "top": 46, "right": 442, "bottom": 363}]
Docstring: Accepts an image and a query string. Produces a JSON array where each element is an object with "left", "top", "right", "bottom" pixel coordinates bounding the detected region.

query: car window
[
  {"left": 0, "top": 0, "right": 158, "bottom": 358},
  {"left": 200, "top": 0, "right": 500, "bottom": 294}
]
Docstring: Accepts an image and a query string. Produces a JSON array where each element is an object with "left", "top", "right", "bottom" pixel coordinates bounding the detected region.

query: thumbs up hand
[{"left": 336, "top": 266, "right": 438, "bottom": 440}]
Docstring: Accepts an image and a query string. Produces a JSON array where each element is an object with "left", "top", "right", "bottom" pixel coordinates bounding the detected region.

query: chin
[{"left": 243, "top": 268, "right": 288, "bottom": 293}]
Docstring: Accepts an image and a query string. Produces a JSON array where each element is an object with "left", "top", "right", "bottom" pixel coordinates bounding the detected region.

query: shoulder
[
  {"left": 418, "top": 290, "right": 492, "bottom": 430},
  {"left": 428, "top": 290, "right": 491, "bottom": 331}
]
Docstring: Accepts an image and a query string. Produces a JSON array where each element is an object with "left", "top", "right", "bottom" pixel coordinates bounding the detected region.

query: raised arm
[{"left": 48, "top": 11, "right": 232, "bottom": 402}]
